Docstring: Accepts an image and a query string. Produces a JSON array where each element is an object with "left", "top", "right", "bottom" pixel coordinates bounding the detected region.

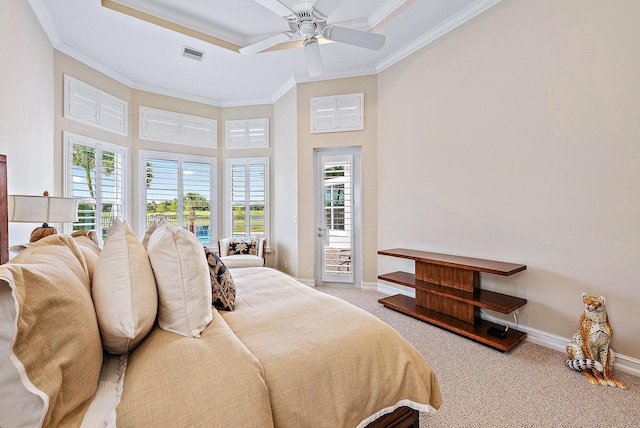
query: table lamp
[{"left": 8, "top": 191, "right": 79, "bottom": 242}]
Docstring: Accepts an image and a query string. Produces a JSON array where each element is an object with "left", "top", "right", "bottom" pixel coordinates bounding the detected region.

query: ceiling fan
[{"left": 240, "top": 0, "right": 386, "bottom": 76}]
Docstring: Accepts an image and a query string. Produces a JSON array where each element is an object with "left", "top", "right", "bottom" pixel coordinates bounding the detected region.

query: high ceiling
[{"left": 29, "top": 0, "right": 500, "bottom": 106}]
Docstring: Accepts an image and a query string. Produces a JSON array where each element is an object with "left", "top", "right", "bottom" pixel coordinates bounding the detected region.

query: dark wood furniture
[
  {"left": 367, "top": 406, "right": 418, "bottom": 428},
  {"left": 378, "top": 248, "right": 527, "bottom": 352},
  {"left": 0, "top": 154, "right": 7, "bottom": 264}
]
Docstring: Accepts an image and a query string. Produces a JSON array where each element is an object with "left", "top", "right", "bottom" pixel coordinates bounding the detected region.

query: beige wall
[
  {"left": 1, "top": 1, "right": 54, "bottom": 247},
  {"left": 377, "top": 0, "right": 640, "bottom": 358},
  {"left": 296, "top": 76, "right": 378, "bottom": 284}
]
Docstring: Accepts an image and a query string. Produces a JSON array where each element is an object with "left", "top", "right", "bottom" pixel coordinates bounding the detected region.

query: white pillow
[
  {"left": 146, "top": 219, "right": 212, "bottom": 337},
  {"left": 92, "top": 218, "right": 158, "bottom": 354}
]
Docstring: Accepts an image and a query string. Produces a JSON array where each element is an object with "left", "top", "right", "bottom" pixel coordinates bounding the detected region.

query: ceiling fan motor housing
[{"left": 288, "top": 6, "right": 326, "bottom": 40}]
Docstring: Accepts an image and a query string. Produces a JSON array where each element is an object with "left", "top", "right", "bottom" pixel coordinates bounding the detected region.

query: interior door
[{"left": 314, "top": 147, "right": 361, "bottom": 286}]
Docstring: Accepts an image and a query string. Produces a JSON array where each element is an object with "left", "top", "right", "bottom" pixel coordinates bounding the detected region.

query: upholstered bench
[{"left": 218, "top": 237, "right": 266, "bottom": 268}]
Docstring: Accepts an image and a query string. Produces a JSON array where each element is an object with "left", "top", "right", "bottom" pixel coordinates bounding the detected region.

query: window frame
[
  {"left": 138, "top": 150, "right": 217, "bottom": 245},
  {"left": 226, "top": 157, "right": 269, "bottom": 244},
  {"left": 139, "top": 106, "right": 217, "bottom": 149},
  {"left": 310, "top": 93, "right": 364, "bottom": 134},
  {"left": 63, "top": 131, "right": 127, "bottom": 238},
  {"left": 64, "top": 75, "right": 128, "bottom": 136},
  {"left": 224, "top": 118, "right": 269, "bottom": 149}
]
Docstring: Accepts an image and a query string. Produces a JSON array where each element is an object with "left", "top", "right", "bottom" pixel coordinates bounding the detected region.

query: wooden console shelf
[{"left": 378, "top": 248, "right": 527, "bottom": 352}]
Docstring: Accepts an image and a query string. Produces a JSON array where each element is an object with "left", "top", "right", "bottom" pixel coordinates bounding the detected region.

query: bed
[{"left": 0, "top": 155, "right": 442, "bottom": 427}]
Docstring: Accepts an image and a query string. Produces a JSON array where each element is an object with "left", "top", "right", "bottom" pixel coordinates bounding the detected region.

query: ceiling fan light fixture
[
  {"left": 298, "top": 22, "right": 317, "bottom": 40},
  {"left": 304, "top": 38, "right": 324, "bottom": 76}
]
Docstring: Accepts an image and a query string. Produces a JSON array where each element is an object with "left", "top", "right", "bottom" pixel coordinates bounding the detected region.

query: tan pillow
[
  {"left": 0, "top": 235, "right": 103, "bottom": 428},
  {"left": 146, "top": 219, "right": 212, "bottom": 337},
  {"left": 71, "top": 230, "right": 102, "bottom": 283},
  {"left": 92, "top": 218, "right": 158, "bottom": 354}
]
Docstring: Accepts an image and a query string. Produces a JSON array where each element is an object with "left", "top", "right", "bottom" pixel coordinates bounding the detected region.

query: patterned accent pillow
[
  {"left": 204, "top": 247, "right": 236, "bottom": 311},
  {"left": 228, "top": 241, "right": 258, "bottom": 256}
]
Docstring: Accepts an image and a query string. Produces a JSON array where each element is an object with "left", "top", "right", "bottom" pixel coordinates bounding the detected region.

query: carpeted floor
[{"left": 317, "top": 287, "right": 640, "bottom": 428}]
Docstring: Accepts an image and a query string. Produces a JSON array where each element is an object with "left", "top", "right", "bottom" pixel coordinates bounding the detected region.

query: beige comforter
[
  {"left": 117, "top": 267, "right": 441, "bottom": 428},
  {"left": 223, "top": 267, "right": 442, "bottom": 428}
]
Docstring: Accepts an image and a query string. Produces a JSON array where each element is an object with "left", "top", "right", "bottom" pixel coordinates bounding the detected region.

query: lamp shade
[{"left": 8, "top": 195, "right": 79, "bottom": 224}]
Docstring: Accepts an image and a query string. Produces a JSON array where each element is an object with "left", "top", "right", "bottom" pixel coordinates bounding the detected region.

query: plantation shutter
[
  {"left": 311, "top": 93, "right": 364, "bottom": 133},
  {"left": 64, "top": 75, "right": 128, "bottom": 135},
  {"left": 227, "top": 158, "right": 268, "bottom": 238},
  {"left": 139, "top": 107, "right": 217, "bottom": 148},
  {"left": 225, "top": 118, "right": 269, "bottom": 149},
  {"left": 141, "top": 152, "right": 216, "bottom": 244},
  {"left": 144, "top": 157, "right": 179, "bottom": 228},
  {"left": 64, "top": 132, "right": 126, "bottom": 239}
]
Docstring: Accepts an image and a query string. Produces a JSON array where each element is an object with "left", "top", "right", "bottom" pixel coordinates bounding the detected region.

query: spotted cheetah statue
[{"left": 565, "top": 293, "right": 627, "bottom": 389}]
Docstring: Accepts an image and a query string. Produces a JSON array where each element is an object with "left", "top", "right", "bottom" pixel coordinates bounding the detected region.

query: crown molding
[
  {"left": 376, "top": 0, "right": 501, "bottom": 73},
  {"left": 132, "top": 82, "right": 223, "bottom": 107},
  {"left": 369, "top": 0, "right": 410, "bottom": 29}
]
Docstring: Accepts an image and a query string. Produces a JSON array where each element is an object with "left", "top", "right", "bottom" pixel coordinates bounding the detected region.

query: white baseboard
[
  {"left": 298, "top": 280, "right": 379, "bottom": 290},
  {"left": 297, "top": 278, "right": 315, "bottom": 287},
  {"left": 361, "top": 281, "right": 378, "bottom": 291},
  {"left": 377, "top": 282, "right": 640, "bottom": 378}
]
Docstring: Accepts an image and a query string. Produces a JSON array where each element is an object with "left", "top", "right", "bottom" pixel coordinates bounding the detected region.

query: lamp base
[{"left": 30, "top": 225, "right": 57, "bottom": 242}]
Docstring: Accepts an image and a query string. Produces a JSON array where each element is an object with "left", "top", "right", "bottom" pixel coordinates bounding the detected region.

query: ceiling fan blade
[
  {"left": 312, "top": 0, "right": 345, "bottom": 18},
  {"left": 304, "top": 38, "right": 324, "bottom": 76},
  {"left": 240, "top": 32, "right": 293, "bottom": 54},
  {"left": 323, "top": 26, "right": 385, "bottom": 50},
  {"left": 254, "top": 0, "right": 295, "bottom": 18}
]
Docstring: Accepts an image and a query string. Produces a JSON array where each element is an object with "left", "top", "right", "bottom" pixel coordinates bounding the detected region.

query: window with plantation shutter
[
  {"left": 226, "top": 158, "right": 268, "bottom": 241},
  {"left": 64, "top": 75, "right": 128, "bottom": 136},
  {"left": 310, "top": 93, "right": 364, "bottom": 133},
  {"left": 139, "top": 106, "right": 217, "bottom": 149},
  {"left": 140, "top": 150, "right": 216, "bottom": 244},
  {"left": 63, "top": 132, "right": 126, "bottom": 240},
  {"left": 225, "top": 118, "right": 269, "bottom": 149}
]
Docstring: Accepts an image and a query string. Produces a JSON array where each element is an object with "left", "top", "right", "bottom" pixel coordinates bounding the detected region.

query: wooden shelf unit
[{"left": 378, "top": 248, "right": 527, "bottom": 352}]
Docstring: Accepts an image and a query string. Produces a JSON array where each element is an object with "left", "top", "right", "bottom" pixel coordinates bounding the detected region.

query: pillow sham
[
  {"left": 146, "top": 219, "right": 212, "bottom": 337},
  {"left": 0, "top": 235, "right": 103, "bottom": 428},
  {"left": 228, "top": 240, "right": 258, "bottom": 256},
  {"left": 92, "top": 218, "right": 158, "bottom": 354},
  {"left": 71, "top": 230, "right": 102, "bottom": 283},
  {"left": 204, "top": 247, "right": 236, "bottom": 310}
]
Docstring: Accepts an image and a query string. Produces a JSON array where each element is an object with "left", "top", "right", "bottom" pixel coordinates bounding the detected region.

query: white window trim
[
  {"left": 64, "top": 75, "right": 128, "bottom": 136},
  {"left": 63, "top": 131, "right": 127, "bottom": 234},
  {"left": 226, "top": 157, "right": 269, "bottom": 247},
  {"left": 225, "top": 118, "right": 269, "bottom": 149},
  {"left": 139, "top": 106, "right": 217, "bottom": 149},
  {"left": 138, "top": 150, "right": 217, "bottom": 244},
  {"left": 310, "top": 93, "right": 364, "bottom": 134}
]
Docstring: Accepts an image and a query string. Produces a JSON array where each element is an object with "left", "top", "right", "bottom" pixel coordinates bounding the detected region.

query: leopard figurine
[{"left": 565, "top": 292, "right": 627, "bottom": 389}]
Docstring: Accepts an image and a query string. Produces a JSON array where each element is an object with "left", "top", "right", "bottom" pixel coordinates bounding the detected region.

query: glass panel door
[{"left": 315, "top": 149, "right": 359, "bottom": 284}]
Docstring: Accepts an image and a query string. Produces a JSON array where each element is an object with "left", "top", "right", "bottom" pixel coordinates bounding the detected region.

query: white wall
[
  {"left": 0, "top": 0, "right": 54, "bottom": 248},
  {"left": 273, "top": 86, "right": 298, "bottom": 276},
  {"left": 377, "top": 0, "right": 640, "bottom": 358}
]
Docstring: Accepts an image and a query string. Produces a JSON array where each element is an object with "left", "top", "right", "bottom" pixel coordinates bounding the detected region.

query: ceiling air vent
[{"left": 182, "top": 46, "right": 205, "bottom": 62}]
